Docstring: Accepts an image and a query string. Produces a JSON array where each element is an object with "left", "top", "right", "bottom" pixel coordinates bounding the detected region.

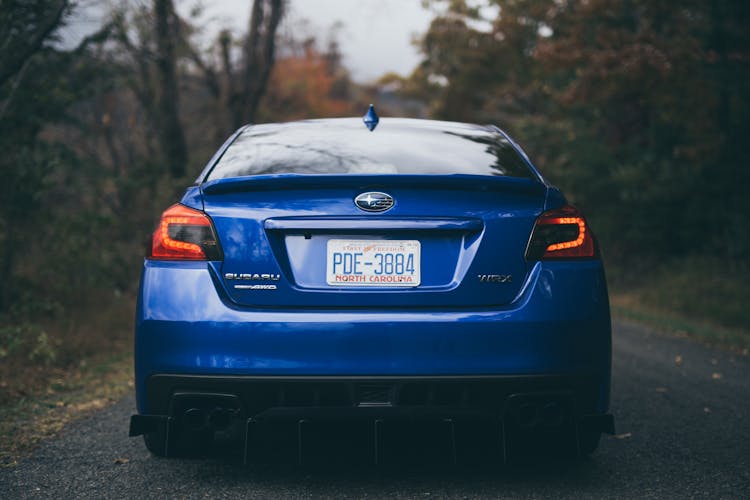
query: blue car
[{"left": 129, "top": 108, "right": 614, "bottom": 461}]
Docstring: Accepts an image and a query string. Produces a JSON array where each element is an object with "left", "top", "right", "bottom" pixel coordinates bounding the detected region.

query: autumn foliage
[{"left": 262, "top": 46, "right": 356, "bottom": 120}]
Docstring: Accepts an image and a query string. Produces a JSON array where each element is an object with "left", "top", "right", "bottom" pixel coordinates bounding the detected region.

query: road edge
[
  {"left": 0, "top": 353, "right": 133, "bottom": 467},
  {"left": 611, "top": 295, "right": 749, "bottom": 354}
]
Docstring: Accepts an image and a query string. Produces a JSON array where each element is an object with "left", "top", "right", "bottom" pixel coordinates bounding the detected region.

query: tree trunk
[
  {"left": 230, "top": 0, "right": 284, "bottom": 129},
  {"left": 245, "top": 0, "right": 283, "bottom": 124},
  {"left": 154, "top": 0, "right": 187, "bottom": 178}
]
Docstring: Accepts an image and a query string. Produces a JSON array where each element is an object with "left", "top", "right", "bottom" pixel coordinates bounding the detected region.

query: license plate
[{"left": 326, "top": 239, "right": 421, "bottom": 287}]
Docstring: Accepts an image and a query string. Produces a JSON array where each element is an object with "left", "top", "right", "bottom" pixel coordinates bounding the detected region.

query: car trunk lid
[{"left": 201, "top": 174, "right": 546, "bottom": 308}]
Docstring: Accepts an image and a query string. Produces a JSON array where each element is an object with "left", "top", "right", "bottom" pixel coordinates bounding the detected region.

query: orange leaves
[{"left": 262, "top": 48, "right": 354, "bottom": 120}]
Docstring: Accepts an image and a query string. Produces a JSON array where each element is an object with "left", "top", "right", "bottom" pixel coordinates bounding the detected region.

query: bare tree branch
[
  {"left": 71, "top": 20, "right": 115, "bottom": 56},
  {"left": 0, "top": 57, "right": 31, "bottom": 121},
  {"left": 185, "top": 40, "right": 221, "bottom": 100},
  {"left": 113, "top": 15, "right": 156, "bottom": 115}
]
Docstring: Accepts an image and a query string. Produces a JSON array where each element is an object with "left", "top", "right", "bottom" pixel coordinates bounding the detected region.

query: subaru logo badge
[{"left": 355, "top": 192, "right": 394, "bottom": 212}]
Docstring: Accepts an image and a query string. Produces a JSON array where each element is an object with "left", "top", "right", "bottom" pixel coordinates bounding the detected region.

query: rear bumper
[
  {"left": 143, "top": 374, "right": 601, "bottom": 416},
  {"left": 135, "top": 259, "right": 611, "bottom": 415},
  {"left": 129, "top": 375, "right": 615, "bottom": 461}
]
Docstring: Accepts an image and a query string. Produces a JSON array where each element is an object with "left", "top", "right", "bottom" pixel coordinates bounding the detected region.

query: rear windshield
[{"left": 206, "top": 121, "right": 535, "bottom": 180}]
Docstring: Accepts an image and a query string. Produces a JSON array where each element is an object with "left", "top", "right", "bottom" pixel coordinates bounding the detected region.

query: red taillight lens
[
  {"left": 525, "top": 205, "right": 596, "bottom": 260},
  {"left": 149, "top": 204, "right": 222, "bottom": 260}
]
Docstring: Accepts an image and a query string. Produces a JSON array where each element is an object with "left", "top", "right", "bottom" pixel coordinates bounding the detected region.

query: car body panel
[
  {"left": 135, "top": 258, "right": 611, "bottom": 415},
  {"left": 201, "top": 175, "right": 545, "bottom": 308}
]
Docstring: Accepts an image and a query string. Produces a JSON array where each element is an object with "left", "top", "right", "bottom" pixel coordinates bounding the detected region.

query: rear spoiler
[{"left": 201, "top": 174, "right": 546, "bottom": 196}]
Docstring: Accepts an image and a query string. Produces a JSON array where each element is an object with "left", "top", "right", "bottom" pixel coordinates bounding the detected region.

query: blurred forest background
[{"left": 1, "top": 0, "right": 748, "bottom": 404}]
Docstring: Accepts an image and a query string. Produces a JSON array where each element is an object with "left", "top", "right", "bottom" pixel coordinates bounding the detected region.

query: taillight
[
  {"left": 149, "top": 204, "right": 222, "bottom": 260},
  {"left": 525, "top": 205, "right": 596, "bottom": 260}
]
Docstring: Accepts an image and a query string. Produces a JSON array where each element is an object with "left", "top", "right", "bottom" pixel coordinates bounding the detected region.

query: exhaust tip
[
  {"left": 208, "top": 408, "right": 231, "bottom": 430},
  {"left": 541, "top": 402, "right": 565, "bottom": 427},
  {"left": 517, "top": 403, "right": 539, "bottom": 428},
  {"left": 184, "top": 407, "right": 206, "bottom": 430}
]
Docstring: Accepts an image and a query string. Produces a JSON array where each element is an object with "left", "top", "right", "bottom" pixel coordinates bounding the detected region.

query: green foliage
[
  {"left": 0, "top": 0, "right": 309, "bottom": 382},
  {"left": 0, "top": 0, "right": 69, "bottom": 87},
  {"left": 0, "top": 322, "right": 56, "bottom": 365},
  {"left": 0, "top": 55, "right": 111, "bottom": 308},
  {"left": 0, "top": 1, "right": 171, "bottom": 317},
  {"left": 29, "top": 332, "right": 57, "bottom": 365},
  {"left": 0, "top": 325, "right": 27, "bottom": 360},
  {"left": 610, "top": 253, "right": 750, "bottom": 337}
]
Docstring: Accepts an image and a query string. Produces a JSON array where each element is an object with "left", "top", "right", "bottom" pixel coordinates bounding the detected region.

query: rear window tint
[{"left": 207, "top": 121, "right": 535, "bottom": 180}]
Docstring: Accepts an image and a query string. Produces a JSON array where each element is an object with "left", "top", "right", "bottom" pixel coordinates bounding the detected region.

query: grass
[
  {"left": 0, "top": 292, "right": 134, "bottom": 467},
  {"left": 611, "top": 294, "right": 750, "bottom": 352},
  {"left": 608, "top": 255, "right": 749, "bottom": 351},
  {"left": 0, "top": 352, "right": 133, "bottom": 467}
]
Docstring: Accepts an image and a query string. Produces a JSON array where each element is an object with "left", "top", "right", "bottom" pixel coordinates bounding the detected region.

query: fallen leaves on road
[
  {"left": 113, "top": 457, "right": 129, "bottom": 465},
  {"left": 711, "top": 372, "right": 722, "bottom": 380},
  {"left": 613, "top": 432, "right": 632, "bottom": 440},
  {"left": 71, "top": 399, "right": 109, "bottom": 412},
  {"left": 674, "top": 355, "right": 683, "bottom": 366}
]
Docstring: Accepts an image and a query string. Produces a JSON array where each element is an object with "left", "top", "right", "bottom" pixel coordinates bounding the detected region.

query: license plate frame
[{"left": 326, "top": 239, "right": 421, "bottom": 287}]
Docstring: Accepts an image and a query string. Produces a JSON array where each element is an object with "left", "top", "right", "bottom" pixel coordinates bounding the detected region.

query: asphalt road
[{"left": 2, "top": 320, "right": 749, "bottom": 499}]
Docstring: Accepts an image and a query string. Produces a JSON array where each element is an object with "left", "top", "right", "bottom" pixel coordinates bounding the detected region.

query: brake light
[
  {"left": 525, "top": 205, "right": 596, "bottom": 260},
  {"left": 149, "top": 204, "right": 222, "bottom": 260}
]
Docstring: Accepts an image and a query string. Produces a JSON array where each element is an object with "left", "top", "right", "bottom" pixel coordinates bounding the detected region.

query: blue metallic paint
[
  {"left": 135, "top": 258, "right": 611, "bottom": 415},
  {"left": 200, "top": 175, "right": 545, "bottom": 308}
]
